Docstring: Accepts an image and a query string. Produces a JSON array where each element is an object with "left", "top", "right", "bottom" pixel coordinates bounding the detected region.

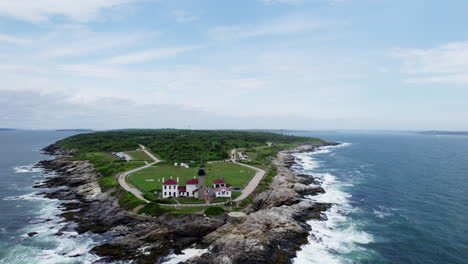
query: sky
[{"left": 0, "top": 0, "right": 467, "bottom": 130}]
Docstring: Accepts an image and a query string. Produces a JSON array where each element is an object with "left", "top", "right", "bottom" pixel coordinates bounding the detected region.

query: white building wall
[
  {"left": 186, "top": 184, "right": 198, "bottom": 197},
  {"left": 215, "top": 190, "right": 231, "bottom": 198},
  {"left": 162, "top": 184, "right": 179, "bottom": 198}
]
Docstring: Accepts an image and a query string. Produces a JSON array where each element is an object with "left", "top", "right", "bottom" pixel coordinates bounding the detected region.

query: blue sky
[{"left": 0, "top": 0, "right": 467, "bottom": 130}]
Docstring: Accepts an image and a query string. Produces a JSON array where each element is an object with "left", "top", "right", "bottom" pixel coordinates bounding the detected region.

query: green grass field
[
  {"left": 128, "top": 162, "right": 255, "bottom": 193},
  {"left": 124, "top": 150, "right": 152, "bottom": 161}
]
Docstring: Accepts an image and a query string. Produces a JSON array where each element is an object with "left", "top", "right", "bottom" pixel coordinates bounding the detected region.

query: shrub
[
  {"left": 118, "top": 192, "right": 145, "bottom": 210},
  {"left": 204, "top": 206, "right": 225, "bottom": 216},
  {"left": 99, "top": 176, "right": 118, "bottom": 191},
  {"left": 138, "top": 203, "right": 173, "bottom": 216},
  {"left": 154, "top": 198, "right": 177, "bottom": 204},
  {"left": 142, "top": 192, "right": 159, "bottom": 201}
]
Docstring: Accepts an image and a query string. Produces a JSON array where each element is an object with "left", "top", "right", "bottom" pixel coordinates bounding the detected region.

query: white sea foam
[
  {"left": 293, "top": 142, "right": 373, "bottom": 264},
  {"left": 2, "top": 192, "right": 54, "bottom": 202},
  {"left": 1, "top": 191, "right": 105, "bottom": 264},
  {"left": 13, "top": 164, "right": 42, "bottom": 173},
  {"left": 372, "top": 206, "right": 396, "bottom": 219},
  {"left": 162, "top": 248, "right": 209, "bottom": 264}
]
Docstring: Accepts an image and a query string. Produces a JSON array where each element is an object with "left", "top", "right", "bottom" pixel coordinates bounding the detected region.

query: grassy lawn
[
  {"left": 74, "top": 152, "right": 120, "bottom": 164},
  {"left": 231, "top": 191, "right": 242, "bottom": 199},
  {"left": 162, "top": 206, "right": 206, "bottom": 215},
  {"left": 73, "top": 152, "right": 145, "bottom": 192},
  {"left": 176, "top": 197, "right": 206, "bottom": 204},
  {"left": 128, "top": 162, "right": 255, "bottom": 193},
  {"left": 124, "top": 150, "right": 153, "bottom": 161}
]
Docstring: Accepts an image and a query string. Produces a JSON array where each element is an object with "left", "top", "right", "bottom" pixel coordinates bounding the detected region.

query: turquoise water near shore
[
  {"left": 291, "top": 131, "right": 468, "bottom": 264},
  {"left": 0, "top": 130, "right": 467, "bottom": 263}
]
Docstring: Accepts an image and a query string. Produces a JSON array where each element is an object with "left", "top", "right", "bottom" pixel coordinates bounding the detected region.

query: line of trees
[{"left": 57, "top": 129, "right": 320, "bottom": 163}]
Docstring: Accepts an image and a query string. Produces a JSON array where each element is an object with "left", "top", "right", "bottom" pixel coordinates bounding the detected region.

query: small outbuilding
[{"left": 215, "top": 186, "right": 231, "bottom": 198}]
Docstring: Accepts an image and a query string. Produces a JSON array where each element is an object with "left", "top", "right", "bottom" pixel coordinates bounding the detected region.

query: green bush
[
  {"left": 154, "top": 198, "right": 177, "bottom": 204},
  {"left": 204, "top": 206, "right": 225, "bottom": 216},
  {"left": 98, "top": 176, "right": 118, "bottom": 191},
  {"left": 138, "top": 203, "right": 173, "bottom": 216},
  {"left": 118, "top": 192, "right": 145, "bottom": 210},
  {"left": 142, "top": 192, "right": 159, "bottom": 202}
]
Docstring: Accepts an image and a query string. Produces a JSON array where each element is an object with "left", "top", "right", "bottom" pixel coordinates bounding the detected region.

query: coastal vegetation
[
  {"left": 54, "top": 129, "right": 323, "bottom": 214},
  {"left": 118, "top": 192, "right": 145, "bottom": 210},
  {"left": 56, "top": 129, "right": 320, "bottom": 163},
  {"left": 204, "top": 206, "right": 225, "bottom": 216}
]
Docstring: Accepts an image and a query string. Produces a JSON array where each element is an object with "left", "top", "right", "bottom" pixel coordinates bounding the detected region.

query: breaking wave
[
  {"left": 293, "top": 143, "right": 374, "bottom": 264},
  {"left": 1, "top": 192, "right": 108, "bottom": 264},
  {"left": 13, "top": 164, "right": 42, "bottom": 173},
  {"left": 162, "top": 248, "right": 209, "bottom": 264}
]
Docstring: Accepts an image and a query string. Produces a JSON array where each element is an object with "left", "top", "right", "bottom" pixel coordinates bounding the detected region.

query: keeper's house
[{"left": 161, "top": 177, "right": 231, "bottom": 198}]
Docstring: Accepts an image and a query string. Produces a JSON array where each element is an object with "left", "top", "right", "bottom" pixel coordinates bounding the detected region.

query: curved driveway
[
  {"left": 117, "top": 145, "right": 160, "bottom": 203},
  {"left": 230, "top": 148, "right": 266, "bottom": 202}
]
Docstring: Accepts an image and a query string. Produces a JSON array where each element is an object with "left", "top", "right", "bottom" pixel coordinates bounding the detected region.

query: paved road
[
  {"left": 117, "top": 145, "right": 160, "bottom": 204},
  {"left": 139, "top": 144, "right": 161, "bottom": 162},
  {"left": 233, "top": 164, "right": 266, "bottom": 202},
  {"left": 230, "top": 149, "right": 266, "bottom": 202}
]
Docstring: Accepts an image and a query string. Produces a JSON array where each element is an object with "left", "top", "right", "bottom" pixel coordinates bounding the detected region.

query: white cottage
[
  {"left": 213, "top": 179, "right": 231, "bottom": 198},
  {"left": 162, "top": 178, "right": 179, "bottom": 198},
  {"left": 185, "top": 178, "right": 199, "bottom": 198},
  {"left": 215, "top": 186, "right": 231, "bottom": 198}
]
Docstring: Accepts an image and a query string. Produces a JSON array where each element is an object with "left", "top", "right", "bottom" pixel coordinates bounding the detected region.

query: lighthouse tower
[{"left": 197, "top": 166, "right": 206, "bottom": 200}]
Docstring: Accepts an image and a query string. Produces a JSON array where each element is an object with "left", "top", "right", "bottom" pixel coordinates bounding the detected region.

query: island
[{"left": 36, "top": 129, "right": 339, "bottom": 263}]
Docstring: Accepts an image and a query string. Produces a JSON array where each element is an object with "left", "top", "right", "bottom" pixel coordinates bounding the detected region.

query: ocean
[
  {"left": 0, "top": 130, "right": 467, "bottom": 264},
  {"left": 290, "top": 131, "right": 468, "bottom": 264},
  {"left": 0, "top": 130, "right": 109, "bottom": 264}
]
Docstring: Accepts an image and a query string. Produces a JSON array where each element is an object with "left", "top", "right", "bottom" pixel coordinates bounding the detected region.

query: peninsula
[{"left": 36, "top": 129, "right": 338, "bottom": 263}]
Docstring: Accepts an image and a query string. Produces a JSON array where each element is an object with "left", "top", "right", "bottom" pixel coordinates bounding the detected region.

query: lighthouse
[{"left": 197, "top": 166, "right": 206, "bottom": 200}]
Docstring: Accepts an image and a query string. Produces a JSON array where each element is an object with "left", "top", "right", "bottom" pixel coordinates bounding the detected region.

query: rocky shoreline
[{"left": 35, "top": 141, "right": 339, "bottom": 263}]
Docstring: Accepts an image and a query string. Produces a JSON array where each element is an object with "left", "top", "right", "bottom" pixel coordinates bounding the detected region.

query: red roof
[
  {"left": 186, "top": 178, "right": 199, "bottom": 185},
  {"left": 215, "top": 187, "right": 231, "bottom": 192},
  {"left": 178, "top": 186, "right": 186, "bottom": 192},
  {"left": 163, "top": 179, "right": 178, "bottom": 185},
  {"left": 213, "top": 179, "right": 225, "bottom": 184}
]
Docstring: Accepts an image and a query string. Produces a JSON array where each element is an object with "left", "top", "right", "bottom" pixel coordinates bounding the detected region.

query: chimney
[
  {"left": 162, "top": 177, "right": 164, "bottom": 183},
  {"left": 177, "top": 177, "right": 179, "bottom": 183}
]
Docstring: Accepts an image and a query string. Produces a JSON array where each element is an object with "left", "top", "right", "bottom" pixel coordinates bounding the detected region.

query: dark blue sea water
[
  {"left": 290, "top": 131, "right": 468, "bottom": 264},
  {"left": 1, "top": 130, "right": 467, "bottom": 264}
]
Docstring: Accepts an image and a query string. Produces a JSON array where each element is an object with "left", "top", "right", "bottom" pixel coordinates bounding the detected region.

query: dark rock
[{"left": 27, "top": 232, "right": 38, "bottom": 237}]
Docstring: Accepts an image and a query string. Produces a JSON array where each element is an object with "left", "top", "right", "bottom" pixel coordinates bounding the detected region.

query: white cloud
[
  {"left": 0, "top": 33, "right": 29, "bottom": 44},
  {"left": 172, "top": 10, "right": 199, "bottom": 23},
  {"left": 209, "top": 16, "right": 322, "bottom": 40},
  {"left": 107, "top": 46, "right": 201, "bottom": 64},
  {"left": 0, "top": 0, "right": 141, "bottom": 22},
  {"left": 58, "top": 64, "right": 125, "bottom": 78},
  {"left": 393, "top": 41, "right": 468, "bottom": 84}
]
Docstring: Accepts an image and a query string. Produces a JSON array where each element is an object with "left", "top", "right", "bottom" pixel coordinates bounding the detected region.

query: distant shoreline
[{"left": 420, "top": 131, "right": 468, "bottom": 136}]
